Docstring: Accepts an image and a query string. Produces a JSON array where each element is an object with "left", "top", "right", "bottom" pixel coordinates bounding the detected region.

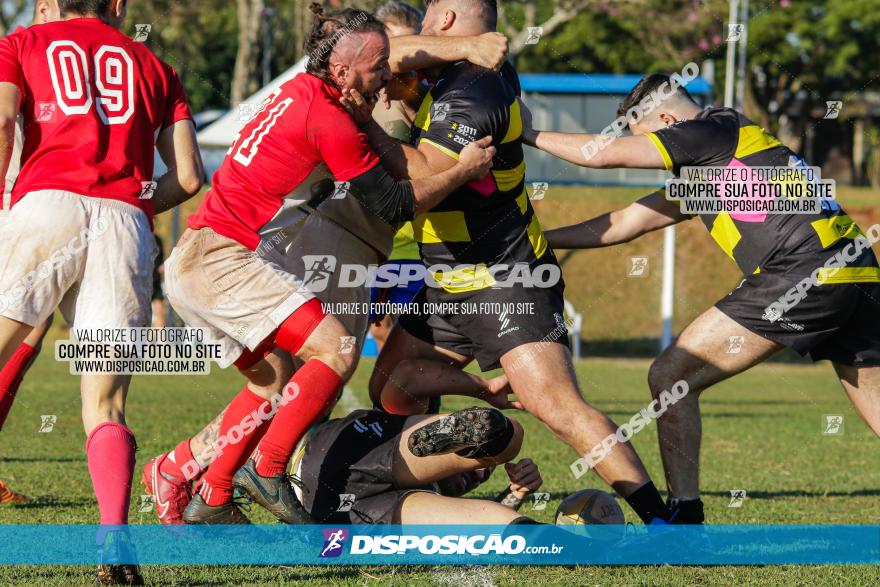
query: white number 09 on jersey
[{"left": 46, "top": 40, "right": 134, "bottom": 125}]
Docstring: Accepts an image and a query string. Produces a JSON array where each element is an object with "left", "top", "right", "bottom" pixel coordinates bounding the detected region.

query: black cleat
[
  {"left": 232, "top": 459, "right": 312, "bottom": 524},
  {"left": 182, "top": 494, "right": 251, "bottom": 525},
  {"left": 96, "top": 530, "right": 144, "bottom": 585},
  {"left": 408, "top": 407, "right": 507, "bottom": 457}
]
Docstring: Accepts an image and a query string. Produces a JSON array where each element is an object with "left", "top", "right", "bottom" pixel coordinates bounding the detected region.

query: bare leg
[
  {"left": 369, "top": 323, "right": 471, "bottom": 406},
  {"left": 392, "top": 414, "right": 524, "bottom": 486},
  {"left": 834, "top": 363, "right": 880, "bottom": 437},
  {"left": 81, "top": 373, "right": 132, "bottom": 434},
  {"left": 0, "top": 316, "right": 35, "bottom": 367},
  {"left": 647, "top": 307, "right": 782, "bottom": 499},
  {"left": 501, "top": 342, "right": 659, "bottom": 496},
  {"left": 189, "top": 349, "right": 295, "bottom": 468},
  {"left": 395, "top": 491, "right": 523, "bottom": 524},
  {"left": 22, "top": 315, "right": 52, "bottom": 349}
]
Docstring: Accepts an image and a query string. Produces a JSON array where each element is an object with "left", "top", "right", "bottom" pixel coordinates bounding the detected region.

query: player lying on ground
[
  {"left": 157, "top": 6, "right": 494, "bottom": 526},
  {"left": 0, "top": 0, "right": 60, "bottom": 506},
  {"left": 348, "top": 0, "right": 673, "bottom": 525},
  {"left": 522, "top": 73, "right": 880, "bottom": 523},
  {"left": 143, "top": 5, "right": 511, "bottom": 526},
  {"left": 0, "top": 0, "right": 203, "bottom": 582},
  {"left": 290, "top": 406, "right": 543, "bottom": 524}
]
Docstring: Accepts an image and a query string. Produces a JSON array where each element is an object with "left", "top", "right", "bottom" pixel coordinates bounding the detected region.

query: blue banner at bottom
[{"left": 0, "top": 525, "right": 878, "bottom": 565}]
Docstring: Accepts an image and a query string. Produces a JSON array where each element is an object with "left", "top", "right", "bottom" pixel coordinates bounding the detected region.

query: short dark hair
[
  {"left": 425, "top": 0, "right": 497, "bottom": 28},
  {"left": 304, "top": 3, "right": 386, "bottom": 82},
  {"left": 58, "top": 0, "right": 112, "bottom": 18},
  {"left": 376, "top": 1, "right": 423, "bottom": 32},
  {"left": 616, "top": 73, "right": 696, "bottom": 119}
]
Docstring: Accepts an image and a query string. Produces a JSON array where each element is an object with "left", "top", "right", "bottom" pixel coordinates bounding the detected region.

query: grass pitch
[{"left": 1, "top": 352, "right": 879, "bottom": 585}]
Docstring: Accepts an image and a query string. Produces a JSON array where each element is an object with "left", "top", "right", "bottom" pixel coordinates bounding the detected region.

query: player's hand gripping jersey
[
  {"left": 409, "top": 62, "right": 551, "bottom": 293},
  {"left": 647, "top": 107, "right": 879, "bottom": 282},
  {"left": 0, "top": 18, "right": 192, "bottom": 216}
]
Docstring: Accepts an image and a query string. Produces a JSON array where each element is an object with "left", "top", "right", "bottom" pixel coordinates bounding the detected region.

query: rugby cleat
[
  {"left": 232, "top": 459, "right": 314, "bottom": 524},
  {"left": 182, "top": 494, "right": 252, "bottom": 525},
  {"left": 140, "top": 452, "right": 193, "bottom": 525},
  {"left": 0, "top": 479, "right": 27, "bottom": 504},
  {"left": 407, "top": 407, "right": 508, "bottom": 457},
  {"left": 232, "top": 459, "right": 312, "bottom": 524},
  {"left": 97, "top": 530, "right": 144, "bottom": 585}
]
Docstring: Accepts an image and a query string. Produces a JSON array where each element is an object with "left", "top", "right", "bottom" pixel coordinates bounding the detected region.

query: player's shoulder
[
  {"left": 435, "top": 61, "right": 512, "bottom": 100},
  {"left": 684, "top": 107, "right": 741, "bottom": 132},
  {"left": 293, "top": 72, "right": 353, "bottom": 120}
]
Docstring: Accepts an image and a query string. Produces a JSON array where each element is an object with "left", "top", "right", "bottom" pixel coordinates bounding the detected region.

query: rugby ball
[{"left": 555, "top": 489, "right": 626, "bottom": 538}]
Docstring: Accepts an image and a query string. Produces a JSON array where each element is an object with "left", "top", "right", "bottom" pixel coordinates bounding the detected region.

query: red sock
[
  {"left": 254, "top": 359, "right": 341, "bottom": 477},
  {"left": 163, "top": 439, "right": 204, "bottom": 483},
  {"left": 198, "top": 387, "right": 271, "bottom": 506},
  {"left": 0, "top": 343, "right": 37, "bottom": 430},
  {"left": 86, "top": 422, "right": 136, "bottom": 526}
]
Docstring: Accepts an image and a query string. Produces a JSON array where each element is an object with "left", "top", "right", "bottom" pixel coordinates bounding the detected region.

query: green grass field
[{"left": 2, "top": 352, "right": 879, "bottom": 585}]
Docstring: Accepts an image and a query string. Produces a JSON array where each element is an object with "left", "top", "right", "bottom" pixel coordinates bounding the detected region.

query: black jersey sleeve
[
  {"left": 646, "top": 115, "right": 739, "bottom": 173},
  {"left": 345, "top": 164, "right": 416, "bottom": 226}
]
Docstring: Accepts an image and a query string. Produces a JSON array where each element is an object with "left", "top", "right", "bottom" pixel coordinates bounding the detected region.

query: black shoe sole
[{"left": 407, "top": 408, "right": 507, "bottom": 457}]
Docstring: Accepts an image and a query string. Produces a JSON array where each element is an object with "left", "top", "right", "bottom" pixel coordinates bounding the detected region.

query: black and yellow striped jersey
[
  {"left": 648, "top": 107, "right": 879, "bottom": 282},
  {"left": 409, "top": 61, "right": 549, "bottom": 293}
]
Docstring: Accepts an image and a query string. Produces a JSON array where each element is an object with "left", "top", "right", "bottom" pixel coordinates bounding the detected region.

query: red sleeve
[
  {"left": 309, "top": 99, "right": 380, "bottom": 182},
  {"left": 0, "top": 35, "right": 23, "bottom": 93},
  {"left": 162, "top": 67, "right": 192, "bottom": 131}
]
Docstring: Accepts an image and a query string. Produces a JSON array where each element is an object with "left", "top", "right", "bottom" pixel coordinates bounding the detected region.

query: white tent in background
[{"left": 197, "top": 57, "right": 308, "bottom": 149}]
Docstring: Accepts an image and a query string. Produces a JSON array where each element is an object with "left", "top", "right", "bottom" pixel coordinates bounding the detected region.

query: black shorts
[
  {"left": 298, "top": 409, "right": 432, "bottom": 524},
  {"left": 715, "top": 272, "right": 880, "bottom": 366},
  {"left": 399, "top": 275, "right": 569, "bottom": 371}
]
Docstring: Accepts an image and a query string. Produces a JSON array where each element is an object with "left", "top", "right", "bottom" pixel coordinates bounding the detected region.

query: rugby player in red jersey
[
  {"left": 0, "top": 0, "right": 60, "bottom": 506},
  {"left": 524, "top": 74, "right": 880, "bottom": 523},
  {"left": 141, "top": 6, "right": 511, "bottom": 527},
  {"left": 156, "top": 7, "right": 494, "bottom": 527},
  {"left": 0, "top": 0, "right": 203, "bottom": 582}
]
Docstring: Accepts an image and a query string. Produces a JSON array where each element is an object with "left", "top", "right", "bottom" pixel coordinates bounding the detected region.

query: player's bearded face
[{"left": 336, "top": 32, "right": 392, "bottom": 100}]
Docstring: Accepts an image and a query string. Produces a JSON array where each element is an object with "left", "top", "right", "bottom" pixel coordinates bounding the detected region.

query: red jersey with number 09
[
  {"left": 188, "top": 72, "right": 380, "bottom": 251},
  {"left": 0, "top": 17, "right": 192, "bottom": 217}
]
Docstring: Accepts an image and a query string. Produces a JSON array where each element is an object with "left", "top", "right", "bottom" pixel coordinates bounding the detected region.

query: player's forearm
[
  {"left": 0, "top": 116, "right": 14, "bottom": 188},
  {"left": 532, "top": 130, "right": 601, "bottom": 167},
  {"left": 545, "top": 210, "right": 638, "bottom": 249},
  {"left": 362, "top": 119, "right": 434, "bottom": 180},
  {"left": 410, "top": 162, "right": 471, "bottom": 214},
  {"left": 151, "top": 170, "right": 203, "bottom": 215},
  {"left": 389, "top": 35, "right": 470, "bottom": 73},
  {"left": 380, "top": 360, "right": 493, "bottom": 415}
]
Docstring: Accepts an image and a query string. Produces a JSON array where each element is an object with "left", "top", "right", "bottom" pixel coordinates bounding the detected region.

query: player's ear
[
  {"left": 658, "top": 111, "right": 678, "bottom": 127},
  {"left": 328, "top": 61, "right": 349, "bottom": 87},
  {"left": 441, "top": 9, "right": 456, "bottom": 31}
]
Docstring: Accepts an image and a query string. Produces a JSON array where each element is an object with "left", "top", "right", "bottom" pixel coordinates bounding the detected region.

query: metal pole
[
  {"left": 660, "top": 225, "right": 676, "bottom": 350},
  {"left": 735, "top": 0, "right": 749, "bottom": 111},
  {"left": 724, "top": 0, "right": 740, "bottom": 108}
]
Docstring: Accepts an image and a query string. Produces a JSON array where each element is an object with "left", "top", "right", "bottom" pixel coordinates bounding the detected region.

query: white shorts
[
  {"left": 165, "top": 214, "right": 379, "bottom": 369},
  {"left": 0, "top": 190, "right": 156, "bottom": 330},
  {"left": 164, "top": 227, "right": 314, "bottom": 369}
]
